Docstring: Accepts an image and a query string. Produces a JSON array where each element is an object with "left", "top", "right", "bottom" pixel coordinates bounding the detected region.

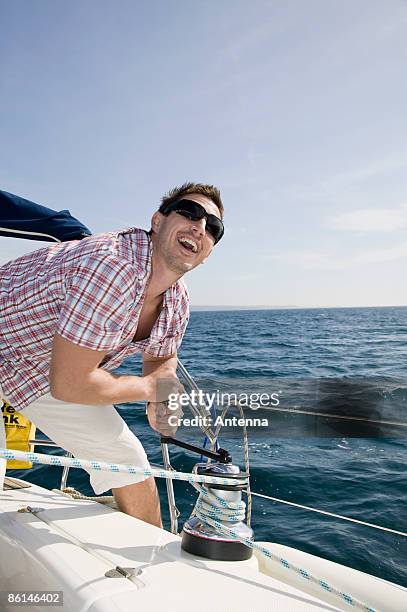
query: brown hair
[{"left": 159, "top": 182, "right": 224, "bottom": 218}]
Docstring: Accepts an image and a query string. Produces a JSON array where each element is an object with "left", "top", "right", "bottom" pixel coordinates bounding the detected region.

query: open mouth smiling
[{"left": 177, "top": 235, "right": 198, "bottom": 254}]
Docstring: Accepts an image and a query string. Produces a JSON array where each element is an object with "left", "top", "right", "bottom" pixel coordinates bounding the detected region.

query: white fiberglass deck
[{"left": 0, "top": 479, "right": 405, "bottom": 612}]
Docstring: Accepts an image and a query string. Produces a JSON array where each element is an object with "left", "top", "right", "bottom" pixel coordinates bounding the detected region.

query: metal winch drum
[
  {"left": 160, "top": 436, "right": 253, "bottom": 561},
  {"left": 181, "top": 461, "right": 253, "bottom": 561}
]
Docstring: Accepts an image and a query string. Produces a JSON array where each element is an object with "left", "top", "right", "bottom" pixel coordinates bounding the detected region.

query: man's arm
[
  {"left": 49, "top": 333, "right": 158, "bottom": 405},
  {"left": 142, "top": 351, "right": 178, "bottom": 378},
  {"left": 142, "top": 351, "right": 184, "bottom": 436}
]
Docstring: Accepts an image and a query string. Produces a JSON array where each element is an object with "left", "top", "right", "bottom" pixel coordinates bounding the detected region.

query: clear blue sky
[{"left": 1, "top": 0, "right": 406, "bottom": 307}]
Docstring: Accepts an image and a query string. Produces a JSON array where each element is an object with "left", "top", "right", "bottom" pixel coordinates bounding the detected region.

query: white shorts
[{"left": 4, "top": 393, "right": 151, "bottom": 495}]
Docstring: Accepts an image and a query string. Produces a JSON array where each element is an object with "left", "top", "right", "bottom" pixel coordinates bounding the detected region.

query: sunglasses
[{"left": 162, "top": 199, "right": 224, "bottom": 244}]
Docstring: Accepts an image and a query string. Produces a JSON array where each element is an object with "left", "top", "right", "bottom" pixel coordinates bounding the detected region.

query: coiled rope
[
  {"left": 191, "top": 482, "right": 375, "bottom": 612},
  {"left": 53, "top": 487, "right": 117, "bottom": 506},
  {"left": 1, "top": 447, "right": 378, "bottom": 610}
]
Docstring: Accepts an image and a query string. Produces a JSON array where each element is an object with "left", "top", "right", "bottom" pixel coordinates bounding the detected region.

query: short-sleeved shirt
[{"left": 0, "top": 228, "right": 189, "bottom": 409}]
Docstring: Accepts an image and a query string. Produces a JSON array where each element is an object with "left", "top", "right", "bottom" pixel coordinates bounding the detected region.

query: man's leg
[
  {"left": 113, "top": 476, "right": 162, "bottom": 528},
  {"left": 22, "top": 394, "right": 159, "bottom": 524}
]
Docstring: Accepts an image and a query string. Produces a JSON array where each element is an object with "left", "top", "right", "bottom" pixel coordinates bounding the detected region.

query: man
[{"left": 0, "top": 182, "right": 224, "bottom": 528}]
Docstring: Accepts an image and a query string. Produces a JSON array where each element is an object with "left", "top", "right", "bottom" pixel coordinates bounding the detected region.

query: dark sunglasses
[{"left": 162, "top": 199, "right": 224, "bottom": 244}]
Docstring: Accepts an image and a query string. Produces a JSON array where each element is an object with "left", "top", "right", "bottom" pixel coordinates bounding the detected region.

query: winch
[{"left": 161, "top": 436, "right": 253, "bottom": 561}]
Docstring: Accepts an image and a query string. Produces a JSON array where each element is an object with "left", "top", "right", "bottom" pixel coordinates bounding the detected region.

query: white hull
[{"left": 0, "top": 478, "right": 405, "bottom": 611}]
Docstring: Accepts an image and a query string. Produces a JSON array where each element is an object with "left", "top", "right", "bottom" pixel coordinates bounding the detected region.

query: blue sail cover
[{"left": 0, "top": 190, "right": 92, "bottom": 242}]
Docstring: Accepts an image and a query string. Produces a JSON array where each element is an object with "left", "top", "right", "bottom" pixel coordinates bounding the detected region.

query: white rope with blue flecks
[
  {"left": 0, "top": 448, "right": 375, "bottom": 611},
  {"left": 191, "top": 482, "right": 375, "bottom": 612},
  {"left": 0, "top": 448, "right": 246, "bottom": 487}
]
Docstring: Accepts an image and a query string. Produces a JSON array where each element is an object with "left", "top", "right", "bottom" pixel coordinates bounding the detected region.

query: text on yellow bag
[{"left": 1, "top": 399, "right": 36, "bottom": 469}]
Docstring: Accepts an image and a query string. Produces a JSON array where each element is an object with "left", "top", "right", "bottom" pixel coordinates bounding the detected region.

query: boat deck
[
  {"left": 0, "top": 479, "right": 344, "bottom": 611},
  {"left": 1, "top": 478, "right": 406, "bottom": 611}
]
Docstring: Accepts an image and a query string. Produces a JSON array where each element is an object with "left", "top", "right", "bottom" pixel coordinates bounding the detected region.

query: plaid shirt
[{"left": 0, "top": 228, "right": 189, "bottom": 409}]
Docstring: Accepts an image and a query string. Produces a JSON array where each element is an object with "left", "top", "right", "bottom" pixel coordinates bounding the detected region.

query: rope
[
  {"left": 211, "top": 401, "right": 252, "bottom": 526},
  {"left": 250, "top": 492, "right": 407, "bottom": 537},
  {"left": 261, "top": 405, "right": 407, "bottom": 428},
  {"left": 0, "top": 447, "right": 376, "bottom": 610},
  {"left": 0, "top": 448, "right": 247, "bottom": 488},
  {"left": 191, "top": 483, "right": 376, "bottom": 612},
  {"left": 53, "top": 487, "right": 117, "bottom": 507},
  {"left": 237, "top": 401, "right": 252, "bottom": 526}
]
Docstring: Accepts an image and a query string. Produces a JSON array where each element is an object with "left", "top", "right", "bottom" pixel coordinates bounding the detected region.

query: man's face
[{"left": 151, "top": 193, "right": 221, "bottom": 274}]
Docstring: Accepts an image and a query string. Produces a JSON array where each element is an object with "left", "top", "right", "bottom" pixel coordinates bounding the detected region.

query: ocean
[{"left": 8, "top": 306, "right": 407, "bottom": 588}]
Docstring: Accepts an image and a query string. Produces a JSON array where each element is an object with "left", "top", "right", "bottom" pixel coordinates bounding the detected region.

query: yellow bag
[{"left": 1, "top": 399, "right": 36, "bottom": 469}]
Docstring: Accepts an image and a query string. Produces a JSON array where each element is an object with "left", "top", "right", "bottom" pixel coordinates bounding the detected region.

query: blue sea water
[{"left": 9, "top": 306, "right": 407, "bottom": 587}]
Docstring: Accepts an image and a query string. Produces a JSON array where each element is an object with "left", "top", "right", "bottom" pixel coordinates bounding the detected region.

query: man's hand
[
  {"left": 146, "top": 400, "right": 184, "bottom": 436},
  {"left": 142, "top": 351, "right": 184, "bottom": 403},
  {"left": 143, "top": 351, "right": 185, "bottom": 434},
  {"left": 144, "top": 370, "right": 185, "bottom": 403}
]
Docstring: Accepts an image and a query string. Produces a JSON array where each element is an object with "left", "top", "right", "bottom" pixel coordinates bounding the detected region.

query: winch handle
[{"left": 160, "top": 436, "right": 232, "bottom": 464}]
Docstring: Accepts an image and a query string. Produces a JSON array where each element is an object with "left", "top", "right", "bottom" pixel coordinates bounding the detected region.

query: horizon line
[{"left": 190, "top": 304, "right": 407, "bottom": 311}]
